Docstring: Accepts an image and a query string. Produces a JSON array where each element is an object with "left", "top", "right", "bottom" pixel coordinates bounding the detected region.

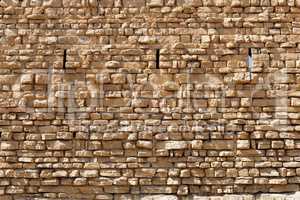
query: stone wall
[{"left": 1, "top": 0, "right": 300, "bottom": 199}]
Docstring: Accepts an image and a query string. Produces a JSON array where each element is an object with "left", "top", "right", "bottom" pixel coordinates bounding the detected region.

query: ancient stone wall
[{"left": 1, "top": 0, "right": 300, "bottom": 199}]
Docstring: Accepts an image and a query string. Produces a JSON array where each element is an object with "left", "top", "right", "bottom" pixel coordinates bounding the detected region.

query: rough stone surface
[{"left": 0, "top": 0, "right": 299, "bottom": 199}]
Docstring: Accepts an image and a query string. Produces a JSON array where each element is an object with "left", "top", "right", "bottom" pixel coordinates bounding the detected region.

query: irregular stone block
[
  {"left": 135, "top": 168, "right": 156, "bottom": 177},
  {"left": 43, "top": 0, "right": 62, "bottom": 7},
  {"left": 98, "top": 0, "right": 114, "bottom": 7},
  {"left": 203, "top": 140, "right": 234, "bottom": 150},
  {"left": 157, "top": 141, "right": 188, "bottom": 150},
  {"left": 123, "top": 0, "right": 146, "bottom": 7},
  {"left": 46, "top": 141, "right": 72, "bottom": 150},
  {"left": 148, "top": 0, "right": 164, "bottom": 7},
  {"left": 0, "top": 141, "right": 18, "bottom": 150},
  {"left": 138, "top": 36, "right": 158, "bottom": 44}
]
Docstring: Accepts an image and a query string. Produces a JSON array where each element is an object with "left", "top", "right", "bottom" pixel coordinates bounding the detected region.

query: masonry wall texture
[{"left": 2, "top": 0, "right": 300, "bottom": 199}]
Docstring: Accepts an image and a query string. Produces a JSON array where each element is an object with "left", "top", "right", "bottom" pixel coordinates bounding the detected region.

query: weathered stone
[
  {"left": 138, "top": 36, "right": 158, "bottom": 44},
  {"left": 43, "top": 0, "right": 62, "bottom": 7},
  {"left": 141, "top": 195, "right": 178, "bottom": 200},
  {"left": 105, "top": 61, "right": 121, "bottom": 68},
  {"left": 53, "top": 170, "right": 68, "bottom": 177},
  {"left": 80, "top": 170, "right": 98, "bottom": 177},
  {"left": 162, "top": 81, "right": 180, "bottom": 91},
  {"left": 148, "top": 0, "right": 164, "bottom": 7},
  {"left": 135, "top": 169, "right": 156, "bottom": 177},
  {"left": 237, "top": 140, "right": 250, "bottom": 149},
  {"left": 191, "top": 140, "right": 203, "bottom": 149},
  {"left": 157, "top": 141, "right": 188, "bottom": 150},
  {"left": 203, "top": 140, "right": 235, "bottom": 150},
  {"left": 46, "top": 141, "right": 72, "bottom": 150},
  {"left": 123, "top": 0, "right": 145, "bottom": 7}
]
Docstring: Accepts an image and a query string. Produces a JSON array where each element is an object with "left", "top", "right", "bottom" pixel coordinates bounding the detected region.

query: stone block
[{"left": 156, "top": 141, "right": 188, "bottom": 150}]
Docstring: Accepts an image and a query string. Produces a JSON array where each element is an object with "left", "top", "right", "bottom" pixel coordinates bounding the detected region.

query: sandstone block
[
  {"left": 100, "top": 169, "right": 121, "bottom": 177},
  {"left": 102, "top": 141, "right": 123, "bottom": 149},
  {"left": 135, "top": 169, "right": 156, "bottom": 177},
  {"left": 162, "top": 81, "right": 179, "bottom": 91},
  {"left": 123, "top": 0, "right": 146, "bottom": 7},
  {"left": 138, "top": 36, "right": 157, "bottom": 44},
  {"left": 0, "top": 141, "right": 18, "bottom": 150},
  {"left": 103, "top": 98, "right": 130, "bottom": 107},
  {"left": 237, "top": 140, "right": 250, "bottom": 149},
  {"left": 80, "top": 170, "right": 98, "bottom": 177},
  {"left": 104, "top": 186, "right": 129, "bottom": 193},
  {"left": 148, "top": 0, "right": 164, "bottom": 7},
  {"left": 141, "top": 195, "right": 178, "bottom": 200},
  {"left": 111, "top": 74, "right": 126, "bottom": 84},
  {"left": 191, "top": 140, "right": 203, "bottom": 149},
  {"left": 105, "top": 61, "right": 121, "bottom": 68},
  {"left": 46, "top": 141, "right": 72, "bottom": 150},
  {"left": 141, "top": 186, "right": 175, "bottom": 194},
  {"left": 137, "top": 141, "right": 153, "bottom": 149},
  {"left": 43, "top": 0, "right": 62, "bottom": 7},
  {"left": 157, "top": 141, "right": 188, "bottom": 150},
  {"left": 98, "top": 0, "right": 114, "bottom": 7},
  {"left": 53, "top": 170, "right": 68, "bottom": 177},
  {"left": 203, "top": 140, "right": 234, "bottom": 150}
]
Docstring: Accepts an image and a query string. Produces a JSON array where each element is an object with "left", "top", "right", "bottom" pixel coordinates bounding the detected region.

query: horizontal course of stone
[{"left": 1, "top": 0, "right": 300, "bottom": 199}]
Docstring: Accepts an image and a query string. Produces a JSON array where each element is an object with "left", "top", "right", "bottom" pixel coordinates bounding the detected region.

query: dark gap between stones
[
  {"left": 63, "top": 49, "right": 67, "bottom": 70},
  {"left": 156, "top": 49, "right": 160, "bottom": 69}
]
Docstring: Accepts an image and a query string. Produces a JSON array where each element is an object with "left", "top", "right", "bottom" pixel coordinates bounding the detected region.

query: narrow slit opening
[
  {"left": 156, "top": 49, "right": 160, "bottom": 69},
  {"left": 247, "top": 48, "right": 253, "bottom": 79},
  {"left": 63, "top": 49, "right": 67, "bottom": 69}
]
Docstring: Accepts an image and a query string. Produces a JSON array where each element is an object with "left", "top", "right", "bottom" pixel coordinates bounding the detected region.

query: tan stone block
[
  {"left": 103, "top": 186, "right": 129, "bottom": 193},
  {"left": 53, "top": 170, "right": 68, "bottom": 177},
  {"left": 141, "top": 196, "right": 178, "bottom": 200},
  {"left": 162, "top": 81, "right": 179, "bottom": 91},
  {"left": 269, "top": 178, "right": 287, "bottom": 184},
  {"left": 135, "top": 168, "right": 156, "bottom": 178},
  {"left": 35, "top": 74, "right": 48, "bottom": 84},
  {"left": 0, "top": 141, "right": 18, "bottom": 150},
  {"left": 254, "top": 178, "right": 268, "bottom": 184},
  {"left": 0, "top": 75, "right": 18, "bottom": 84},
  {"left": 96, "top": 194, "right": 113, "bottom": 200},
  {"left": 148, "top": 0, "right": 164, "bottom": 7},
  {"left": 271, "top": 140, "right": 284, "bottom": 149},
  {"left": 80, "top": 170, "right": 98, "bottom": 177},
  {"left": 156, "top": 141, "right": 188, "bottom": 150},
  {"left": 235, "top": 177, "right": 253, "bottom": 184},
  {"left": 20, "top": 74, "right": 33, "bottom": 84},
  {"left": 6, "top": 186, "right": 24, "bottom": 194},
  {"left": 141, "top": 186, "right": 176, "bottom": 194},
  {"left": 46, "top": 141, "right": 72, "bottom": 150},
  {"left": 99, "top": 169, "right": 120, "bottom": 177},
  {"left": 89, "top": 177, "right": 113, "bottom": 186},
  {"left": 191, "top": 169, "right": 205, "bottom": 177},
  {"left": 103, "top": 132, "right": 128, "bottom": 140},
  {"left": 105, "top": 61, "right": 121, "bottom": 68},
  {"left": 269, "top": 184, "right": 299, "bottom": 193},
  {"left": 138, "top": 36, "right": 157, "bottom": 44},
  {"left": 111, "top": 74, "right": 126, "bottom": 84},
  {"left": 260, "top": 168, "right": 279, "bottom": 177},
  {"left": 191, "top": 140, "right": 203, "bottom": 149},
  {"left": 137, "top": 140, "right": 153, "bottom": 149},
  {"left": 237, "top": 140, "right": 250, "bottom": 149},
  {"left": 98, "top": 0, "right": 114, "bottom": 7},
  {"left": 123, "top": 0, "right": 145, "bottom": 7},
  {"left": 103, "top": 98, "right": 130, "bottom": 107},
  {"left": 102, "top": 141, "right": 122, "bottom": 149},
  {"left": 43, "top": 0, "right": 63, "bottom": 7},
  {"left": 203, "top": 140, "right": 234, "bottom": 150}
]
